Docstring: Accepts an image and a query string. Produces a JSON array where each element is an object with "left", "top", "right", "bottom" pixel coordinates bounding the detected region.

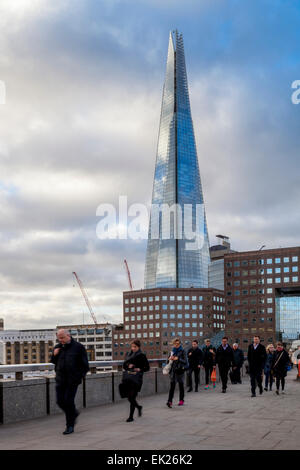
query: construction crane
[
  {"left": 124, "top": 259, "right": 133, "bottom": 290},
  {"left": 72, "top": 271, "right": 98, "bottom": 326}
]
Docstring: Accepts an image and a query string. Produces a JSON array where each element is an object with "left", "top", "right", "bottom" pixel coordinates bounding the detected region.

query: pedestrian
[
  {"left": 187, "top": 340, "right": 203, "bottom": 392},
  {"left": 202, "top": 338, "right": 216, "bottom": 390},
  {"left": 215, "top": 337, "right": 234, "bottom": 393},
  {"left": 271, "top": 342, "right": 291, "bottom": 395},
  {"left": 166, "top": 338, "right": 189, "bottom": 408},
  {"left": 231, "top": 343, "right": 244, "bottom": 384},
  {"left": 264, "top": 344, "right": 275, "bottom": 391},
  {"left": 247, "top": 335, "right": 267, "bottom": 397},
  {"left": 122, "top": 339, "right": 150, "bottom": 422},
  {"left": 50, "top": 329, "right": 89, "bottom": 435}
]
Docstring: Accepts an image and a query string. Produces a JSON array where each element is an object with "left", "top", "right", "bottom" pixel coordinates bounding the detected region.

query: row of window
[
  {"left": 125, "top": 313, "right": 204, "bottom": 322},
  {"left": 226, "top": 256, "right": 298, "bottom": 268},
  {"left": 125, "top": 295, "right": 207, "bottom": 304}
]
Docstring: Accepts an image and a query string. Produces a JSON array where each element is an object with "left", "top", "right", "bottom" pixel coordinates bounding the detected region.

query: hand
[
  {"left": 173, "top": 356, "right": 178, "bottom": 361},
  {"left": 53, "top": 348, "right": 61, "bottom": 356},
  {"left": 134, "top": 368, "right": 140, "bottom": 372},
  {"left": 213, "top": 365, "right": 216, "bottom": 369},
  {"left": 189, "top": 352, "right": 192, "bottom": 356},
  {"left": 198, "top": 365, "right": 201, "bottom": 368},
  {"left": 128, "top": 364, "right": 134, "bottom": 368}
]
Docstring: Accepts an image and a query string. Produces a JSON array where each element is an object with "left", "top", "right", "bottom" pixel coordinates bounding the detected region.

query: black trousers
[
  {"left": 275, "top": 376, "right": 285, "bottom": 391},
  {"left": 168, "top": 381, "right": 184, "bottom": 402},
  {"left": 250, "top": 369, "right": 263, "bottom": 394},
  {"left": 56, "top": 383, "right": 79, "bottom": 427},
  {"left": 231, "top": 367, "right": 242, "bottom": 383},
  {"left": 187, "top": 367, "right": 200, "bottom": 389},
  {"left": 204, "top": 365, "right": 213, "bottom": 385},
  {"left": 219, "top": 365, "right": 230, "bottom": 390},
  {"left": 264, "top": 370, "right": 274, "bottom": 390},
  {"left": 127, "top": 386, "right": 140, "bottom": 418}
]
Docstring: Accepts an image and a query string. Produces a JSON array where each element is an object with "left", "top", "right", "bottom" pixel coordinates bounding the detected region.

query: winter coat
[
  {"left": 232, "top": 348, "right": 245, "bottom": 368},
  {"left": 247, "top": 343, "right": 267, "bottom": 373},
  {"left": 187, "top": 347, "right": 203, "bottom": 369},
  {"left": 202, "top": 345, "right": 216, "bottom": 367},
  {"left": 122, "top": 349, "right": 150, "bottom": 392},
  {"left": 264, "top": 352, "right": 275, "bottom": 373},
  {"left": 215, "top": 344, "right": 234, "bottom": 369},
  {"left": 51, "top": 337, "right": 89, "bottom": 386},
  {"left": 271, "top": 349, "right": 290, "bottom": 379},
  {"left": 169, "top": 346, "right": 189, "bottom": 382}
]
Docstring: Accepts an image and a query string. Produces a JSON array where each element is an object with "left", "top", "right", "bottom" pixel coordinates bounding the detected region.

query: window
[
  {"left": 292, "top": 256, "right": 298, "bottom": 262},
  {"left": 292, "top": 276, "right": 299, "bottom": 282},
  {"left": 283, "top": 257, "right": 289, "bottom": 263},
  {"left": 275, "top": 258, "right": 281, "bottom": 264},
  {"left": 267, "top": 259, "right": 273, "bottom": 264}
]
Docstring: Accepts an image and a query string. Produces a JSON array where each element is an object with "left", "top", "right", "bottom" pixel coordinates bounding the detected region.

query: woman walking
[
  {"left": 264, "top": 344, "right": 275, "bottom": 391},
  {"left": 166, "top": 338, "right": 188, "bottom": 408},
  {"left": 271, "top": 342, "right": 290, "bottom": 395},
  {"left": 122, "top": 339, "right": 150, "bottom": 422}
]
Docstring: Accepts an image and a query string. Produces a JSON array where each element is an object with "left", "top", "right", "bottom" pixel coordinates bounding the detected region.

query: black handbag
[
  {"left": 122, "top": 370, "right": 142, "bottom": 386},
  {"left": 119, "top": 382, "right": 128, "bottom": 399}
]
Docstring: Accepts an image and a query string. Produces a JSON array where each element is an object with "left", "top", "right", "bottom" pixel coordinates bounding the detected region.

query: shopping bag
[
  {"left": 211, "top": 369, "right": 217, "bottom": 382},
  {"left": 162, "top": 359, "right": 173, "bottom": 376}
]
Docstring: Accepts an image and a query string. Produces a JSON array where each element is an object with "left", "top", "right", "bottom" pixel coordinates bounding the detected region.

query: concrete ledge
[
  {"left": 85, "top": 373, "right": 112, "bottom": 408},
  {"left": 0, "top": 378, "right": 47, "bottom": 424}
]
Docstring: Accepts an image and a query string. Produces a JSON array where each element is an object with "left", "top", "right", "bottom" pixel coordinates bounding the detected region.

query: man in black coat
[
  {"left": 247, "top": 335, "right": 267, "bottom": 397},
  {"left": 51, "top": 329, "right": 89, "bottom": 434},
  {"left": 231, "top": 343, "right": 245, "bottom": 384},
  {"left": 202, "top": 339, "right": 217, "bottom": 389},
  {"left": 215, "top": 337, "right": 234, "bottom": 393},
  {"left": 187, "top": 340, "right": 203, "bottom": 392}
]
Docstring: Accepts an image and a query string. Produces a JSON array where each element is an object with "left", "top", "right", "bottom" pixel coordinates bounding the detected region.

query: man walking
[
  {"left": 215, "top": 337, "right": 234, "bottom": 393},
  {"left": 187, "top": 340, "right": 203, "bottom": 392},
  {"left": 202, "top": 339, "right": 216, "bottom": 390},
  {"left": 231, "top": 343, "right": 244, "bottom": 384},
  {"left": 51, "top": 329, "right": 89, "bottom": 434},
  {"left": 247, "top": 335, "right": 267, "bottom": 397}
]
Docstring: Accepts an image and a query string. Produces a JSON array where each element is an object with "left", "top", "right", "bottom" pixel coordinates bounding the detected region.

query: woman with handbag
[
  {"left": 166, "top": 338, "right": 188, "bottom": 408},
  {"left": 271, "top": 342, "right": 290, "bottom": 395},
  {"left": 122, "top": 339, "right": 150, "bottom": 422}
]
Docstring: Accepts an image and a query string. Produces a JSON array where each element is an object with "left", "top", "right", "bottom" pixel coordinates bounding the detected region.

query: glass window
[
  {"left": 283, "top": 257, "right": 289, "bottom": 263},
  {"left": 292, "top": 256, "right": 298, "bottom": 262},
  {"left": 267, "top": 259, "right": 273, "bottom": 264}
]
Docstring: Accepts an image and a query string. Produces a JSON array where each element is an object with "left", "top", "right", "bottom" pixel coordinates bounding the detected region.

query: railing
[{"left": 0, "top": 359, "right": 165, "bottom": 381}]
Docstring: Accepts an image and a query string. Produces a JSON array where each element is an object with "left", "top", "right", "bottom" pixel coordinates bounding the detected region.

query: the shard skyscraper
[{"left": 144, "top": 31, "right": 210, "bottom": 289}]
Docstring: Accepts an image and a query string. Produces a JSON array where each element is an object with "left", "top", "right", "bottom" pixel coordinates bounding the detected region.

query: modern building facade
[
  {"left": 224, "top": 247, "right": 300, "bottom": 352},
  {"left": 144, "top": 31, "right": 210, "bottom": 289},
  {"left": 0, "top": 329, "right": 56, "bottom": 365},
  {"left": 209, "top": 236, "right": 237, "bottom": 291},
  {"left": 113, "top": 288, "right": 225, "bottom": 359}
]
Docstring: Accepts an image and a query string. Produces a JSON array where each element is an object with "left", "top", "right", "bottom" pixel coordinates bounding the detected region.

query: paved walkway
[{"left": 0, "top": 372, "right": 299, "bottom": 450}]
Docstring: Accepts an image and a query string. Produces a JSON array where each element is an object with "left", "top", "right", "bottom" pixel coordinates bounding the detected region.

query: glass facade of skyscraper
[
  {"left": 144, "top": 31, "right": 210, "bottom": 289},
  {"left": 276, "top": 295, "right": 300, "bottom": 340}
]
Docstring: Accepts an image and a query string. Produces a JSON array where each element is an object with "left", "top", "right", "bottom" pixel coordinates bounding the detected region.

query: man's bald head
[{"left": 57, "top": 329, "right": 71, "bottom": 344}]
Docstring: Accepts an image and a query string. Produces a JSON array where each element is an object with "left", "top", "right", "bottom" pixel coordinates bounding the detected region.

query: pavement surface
[{"left": 0, "top": 371, "right": 299, "bottom": 450}]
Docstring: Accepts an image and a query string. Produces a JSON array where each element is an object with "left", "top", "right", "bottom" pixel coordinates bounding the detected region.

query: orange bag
[{"left": 211, "top": 369, "right": 217, "bottom": 382}]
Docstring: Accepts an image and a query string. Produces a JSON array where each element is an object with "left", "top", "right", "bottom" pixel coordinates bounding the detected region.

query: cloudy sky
[{"left": 0, "top": 0, "right": 299, "bottom": 329}]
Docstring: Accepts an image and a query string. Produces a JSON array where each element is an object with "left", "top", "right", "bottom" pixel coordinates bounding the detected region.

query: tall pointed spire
[{"left": 144, "top": 31, "right": 210, "bottom": 288}]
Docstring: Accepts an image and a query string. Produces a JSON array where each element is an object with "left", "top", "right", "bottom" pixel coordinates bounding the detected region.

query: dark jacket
[
  {"left": 264, "top": 352, "right": 275, "bottom": 373},
  {"left": 169, "top": 347, "right": 189, "bottom": 381},
  {"left": 247, "top": 343, "right": 267, "bottom": 373},
  {"left": 51, "top": 337, "right": 89, "bottom": 386},
  {"left": 202, "top": 345, "right": 216, "bottom": 367},
  {"left": 271, "top": 349, "right": 290, "bottom": 378},
  {"left": 187, "top": 347, "right": 203, "bottom": 369},
  {"left": 232, "top": 348, "right": 244, "bottom": 368},
  {"left": 122, "top": 350, "right": 150, "bottom": 391},
  {"left": 215, "top": 344, "right": 234, "bottom": 369}
]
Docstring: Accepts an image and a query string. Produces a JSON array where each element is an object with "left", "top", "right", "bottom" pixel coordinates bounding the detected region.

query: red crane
[
  {"left": 124, "top": 259, "right": 133, "bottom": 290},
  {"left": 72, "top": 271, "right": 98, "bottom": 326}
]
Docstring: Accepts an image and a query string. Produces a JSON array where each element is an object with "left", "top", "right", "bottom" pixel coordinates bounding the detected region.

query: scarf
[{"left": 172, "top": 345, "right": 183, "bottom": 355}]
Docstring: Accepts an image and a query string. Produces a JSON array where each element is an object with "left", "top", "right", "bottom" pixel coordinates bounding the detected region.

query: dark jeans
[
  {"left": 127, "top": 386, "right": 140, "bottom": 418},
  {"left": 276, "top": 376, "right": 285, "bottom": 391},
  {"left": 168, "top": 381, "right": 184, "bottom": 403},
  {"left": 250, "top": 369, "right": 263, "bottom": 394},
  {"left": 231, "top": 366, "right": 242, "bottom": 384},
  {"left": 264, "top": 370, "right": 273, "bottom": 390},
  {"left": 219, "top": 366, "right": 230, "bottom": 390},
  {"left": 204, "top": 365, "right": 213, "bottom": 385},
  {"left": 187, "top": 367, "right": 200, "bottom": 389},
  {"left": 56, "top": 383, "right": 79, "bottom": 427}
]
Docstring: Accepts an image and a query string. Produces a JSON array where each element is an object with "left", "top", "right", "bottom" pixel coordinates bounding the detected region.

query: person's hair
[
  {"left": 222, "top": 336, "right": 228, "bottom": 340},
  {"left": 131, "top": 339, "right": 141, "bottom": 348},
  {"left": 205, "top": 338, "right": 211, "bottom": 342},
  {"left": 172, "top": 337, "right": 181, "bottom": 345},
  {"left": 233, "top": 343, "right": 239, "bottom": 347},
  {"left": 253, "top": 335, "right": 260, "bottom": 339},
  {"left": 266, "top": 344, "right": 274, "bottom": 352},
  {"left": 192, "top": 340, "right": 198, "bottom": 344},
  {"left": 276, "top": 341, "right": 283, "bottom": 347}
]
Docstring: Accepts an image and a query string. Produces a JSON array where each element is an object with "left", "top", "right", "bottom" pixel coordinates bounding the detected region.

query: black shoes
[
  {"left": 126, "top": 417, "right": 134, "bottom": 422},
  {"left": 222, "top": 389, "right": 226, "bottom": 393},
  {"left": 276, "top": 390, "right": 279, "bottom": 395},
  {"left": 195, "top": 388, "right": 198, "bottom": 392},
  {"left": 259, "top": 387, "right": 263, "bottom": 395},
  {"left": 63, "top": 426, "right": 74, "bottom": 435},
  {"left": 138, "top": 406, "right": 143, "bottom": 417},
  {"left": 251, "top": 393, "right": 256, "bottom": 397},
  {"left": 187, "top": 388, "right": 193, "bottom": 392},
  {"left": 264, "top": 387, "right": 268, "bottom": 391}
]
